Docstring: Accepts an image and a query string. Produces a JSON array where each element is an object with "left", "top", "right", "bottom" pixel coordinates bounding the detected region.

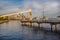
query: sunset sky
[{"left": 0, "top": 0, "right": 60, "bottom": 18}]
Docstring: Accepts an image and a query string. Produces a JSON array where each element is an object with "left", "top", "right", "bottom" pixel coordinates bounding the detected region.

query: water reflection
[{"left": 0, "top": 21, "right": 60, "bottom": 40}]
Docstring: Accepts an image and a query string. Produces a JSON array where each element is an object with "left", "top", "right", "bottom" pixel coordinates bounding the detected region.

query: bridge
[{"left": 0, "top": 9, "right": 32, "bottom": 20}]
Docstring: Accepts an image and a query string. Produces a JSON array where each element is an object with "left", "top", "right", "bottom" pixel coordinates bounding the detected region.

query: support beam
[
  {"left": 30, "top": 22, "right": 33, "bottom": 26},
  {"left": 51, "top": 24, "right": 53, "bottom": 32},
  {"left": 21, "top": 13, "right": 24, "bottom": 20},
  {"left": 41, "top": 23, "right": 44, "bottom": 27},
  {"left": 29, "top": 9, "right": 32, "bottom": 20},
  {"left": 38, "top": 23, "right": 40, "bottom": 27},
  {"left": 55, "top": 24, "right": 58, "bottom": 32}
]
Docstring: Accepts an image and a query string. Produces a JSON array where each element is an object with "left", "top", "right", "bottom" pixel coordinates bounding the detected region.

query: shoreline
[{"left": 0, "top": 20, "right": 9, "bottom": 24}]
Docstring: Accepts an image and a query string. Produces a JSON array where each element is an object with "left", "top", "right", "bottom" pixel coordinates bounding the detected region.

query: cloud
[
  {"left": 22, "top": 0, "right": 59, "bottom": 17},
  {"left": 0, "top": 0, "right": 60, "bottom": 18},
  {"left": 0, "top": 1, "right": 21, "bottom": 15},
  {"left": 43, "top": 1, "right": 59, "bottom": 17}
]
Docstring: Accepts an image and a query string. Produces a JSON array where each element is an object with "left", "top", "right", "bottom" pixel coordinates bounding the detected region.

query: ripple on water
[{"left": 0, "top": 21, "right": 60, "bottom": 40}]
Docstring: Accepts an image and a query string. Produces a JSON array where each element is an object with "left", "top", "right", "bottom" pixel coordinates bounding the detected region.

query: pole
[
  {"left": 43, "top": 6, "right": 44, "bottom": 19},
  {"left": 42, "top": 4, "right": 45, "bottom": 19},
  {"left": 51, "top": 24, "right": 53, "bottom": 32}
]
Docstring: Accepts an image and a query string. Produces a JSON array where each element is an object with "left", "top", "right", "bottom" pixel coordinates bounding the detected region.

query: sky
[{"left": 0, "top": 0, "right": 60, "bottom": 18}]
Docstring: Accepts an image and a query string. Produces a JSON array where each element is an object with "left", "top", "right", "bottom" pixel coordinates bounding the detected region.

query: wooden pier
[{"left": 21, "top": 20, "right": 60, "bottom": 32}]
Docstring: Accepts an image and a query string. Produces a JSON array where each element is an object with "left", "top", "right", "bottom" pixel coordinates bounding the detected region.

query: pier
[{"left": 21, "top": 20, "right": 60, "bottom": 32}]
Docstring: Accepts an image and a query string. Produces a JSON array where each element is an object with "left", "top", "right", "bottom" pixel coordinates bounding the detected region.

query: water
[{"left": 0, "top": 21, "right": 60, "bottom": 40}]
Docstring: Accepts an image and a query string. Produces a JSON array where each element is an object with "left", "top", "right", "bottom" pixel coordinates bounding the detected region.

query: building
[{"left": 57, "top": 16, "right": 60, "bottom": 20}]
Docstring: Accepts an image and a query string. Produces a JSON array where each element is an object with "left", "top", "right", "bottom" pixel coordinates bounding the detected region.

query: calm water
[{"left": 0, "top": 21, "right": 60, "bottom": 40}]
